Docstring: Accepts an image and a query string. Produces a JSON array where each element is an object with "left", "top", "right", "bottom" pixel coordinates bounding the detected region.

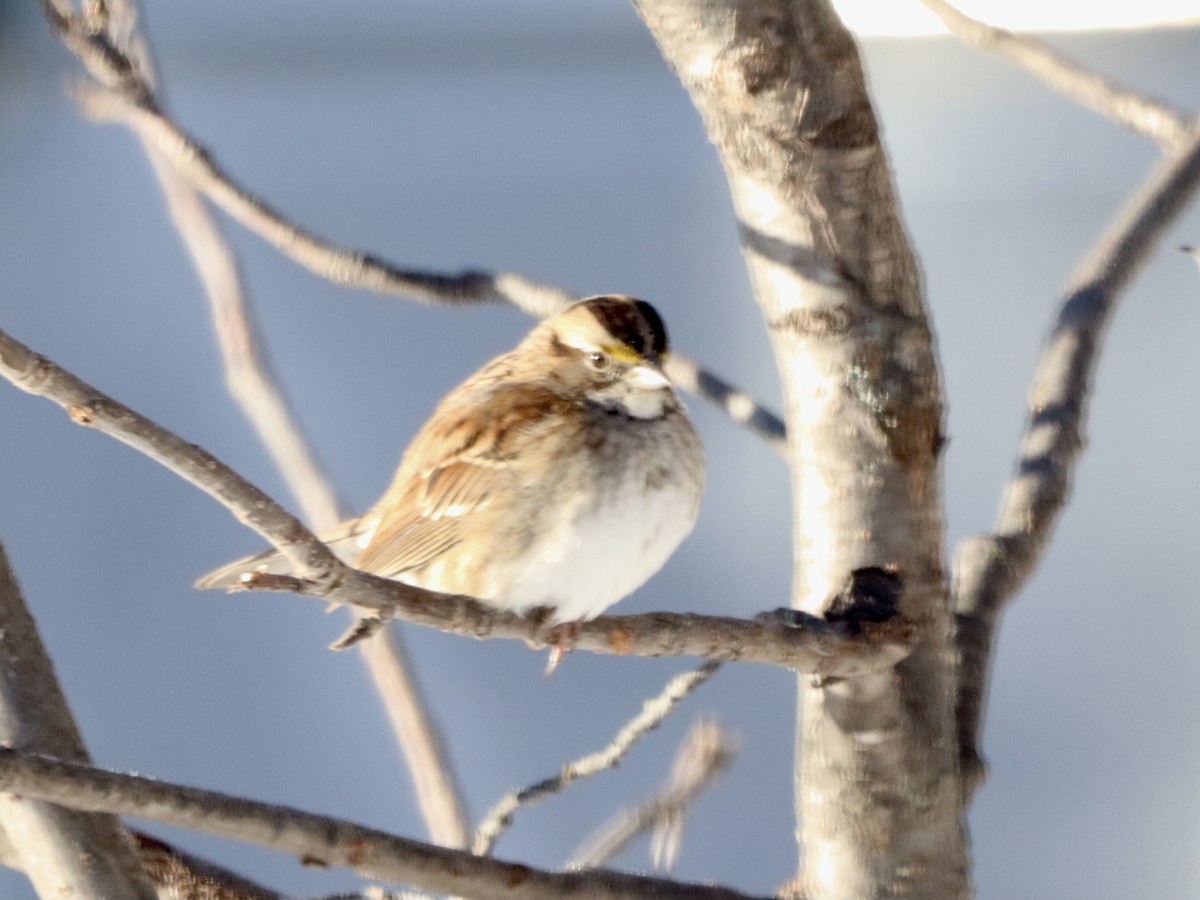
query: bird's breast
[{"left": 501, "top": 410, "right": 704, "bottom": 622}]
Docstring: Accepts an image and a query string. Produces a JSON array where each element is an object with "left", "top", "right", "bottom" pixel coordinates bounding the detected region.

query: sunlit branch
[
  {"left": 0, "top": 749, "right": 765, "bottom": 900},
  {"left": 920, "top": 0, "right": 1194, "bottom": 147}
]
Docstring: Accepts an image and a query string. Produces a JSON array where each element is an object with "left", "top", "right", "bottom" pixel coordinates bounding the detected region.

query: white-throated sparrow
[{"left": 198, "top": 295, "right": 705, "bottom": 640}]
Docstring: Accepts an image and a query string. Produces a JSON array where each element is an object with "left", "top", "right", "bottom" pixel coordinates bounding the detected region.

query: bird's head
[{"left": 535, "top": 295, "right": 676, "bottom": 419}]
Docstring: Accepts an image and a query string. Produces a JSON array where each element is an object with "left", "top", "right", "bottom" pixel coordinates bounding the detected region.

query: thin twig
[
  {"left": 0, "top": 749, "right": 767, "bottom": 900},
  {"left": 361, "top": 630, "right": 470, "bottom": 849},
  {"left": 0, "top": 324, "right": 907, "bottom": 672},
  {"left": 664, "top": 356, "right": 786, "bottom": 451},
  {"left": 81, "top": 82, "right": 787, "bottom": 450},
  {"left": 73, "top": 85, "right": 571, "bottom": 315},
  {"left": 88, "top": 0, "right": 471, "bottom": 850},
  {"left": 0, "top": 324, "right": 347, "bottom": 590},
  {"left": 920, "top": 0, "right": 1194, "bottom": 147},
  {"left": 41, "top": 1, "right": 787, "bottom": 449},
  {"left": 570, "top": 718, "right": 735, "bottom": 870},
  {"left": 473, "top": 662, "right": 723, "bottom": 856},
  {"left": 156, "top": 158, "right": 347, "bottom": 529},
  {"left": 98, "top": 0, "right": 343, "bottom": 531},
  {"left": 953, "top": 122, "right": 1200, "bottom": 798},
  {"left": 0, "top": 541, "right": 158, "bottom": 898}
]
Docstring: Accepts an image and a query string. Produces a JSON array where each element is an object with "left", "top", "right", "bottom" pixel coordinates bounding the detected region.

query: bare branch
[
  {"left": 150, "top": 138, "right": 474, "bottom": 848},
  {"left": 570, "top": 718, "right": 735, "bottom": 871},
  {"left": 0, "top": 540, "right": 159, "bottom": 898},
  {"left": 77, "top": 81, "right": 787, "bottom": 448},
  {"left": 0, "top": 325, "right": 908, "bottom": 673},
  {"left": 0, "top": 325, "right": 346, "bottom": 589},
  {"left": 101, "top": 0, "right": 344, "bottom": 537},
  {"left": 664, "top": 356, "right": 786, "bottom": 451},
  {"left": 159, "top": 162, "right": 347, "bottom": 528},
  {"left": 0, "top": 749, "right": 768, "bottom": 900},
  {"left": 360, "top": 630, "right": 470, "bottom": 849},
  {"left": 954, "top": 123, "right": 1200, "bottom": 797},
  {"left": 83, "top": 0, "right": 473, "bottom": 851},
  {"left": 647, "top": 719, "right": 734, "bottom": 870},
  {"left": 920, "top": 0, "right": 1194, "bottom": 147},
  {"left": 72, "top": 81, "right": 568, "bottom": 314},
  {"left": 473, "top": 662, "right": 723, "bottom": 856},
  {"left": 252, "top": 571, "right": 908, "bottom": 674},
  {"left": 41, "top": 2, "right": 786, "bottom": 449}
]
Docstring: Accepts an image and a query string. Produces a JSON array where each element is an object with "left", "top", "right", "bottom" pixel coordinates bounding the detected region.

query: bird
[{"left": 197, "top": 295, "right": 705, "bottom": 664}]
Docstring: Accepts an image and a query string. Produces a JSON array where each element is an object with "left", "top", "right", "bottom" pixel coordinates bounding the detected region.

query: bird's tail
[{"left": 194, "top": 516, "right": 375, "bottom": 590}]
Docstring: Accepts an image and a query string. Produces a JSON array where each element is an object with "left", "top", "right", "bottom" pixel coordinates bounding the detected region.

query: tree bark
[
  {"left": 634, "top": 2, "right": 967, "bottom": 897},
  {"left": 0, "top": 544, "right": 157, "bottom": 898}
]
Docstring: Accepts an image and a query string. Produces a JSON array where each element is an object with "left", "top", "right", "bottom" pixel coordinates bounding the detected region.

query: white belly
[{"left": 503, "top": 469, "right": 701, "bottom": 623}]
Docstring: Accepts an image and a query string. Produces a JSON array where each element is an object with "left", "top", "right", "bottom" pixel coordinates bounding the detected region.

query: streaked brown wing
[
  {"left": 357, "top": 381, "right": 575, "bottom": 580},
  {"left": 356, "top": 493, "right": 465, "bottom": 578}
]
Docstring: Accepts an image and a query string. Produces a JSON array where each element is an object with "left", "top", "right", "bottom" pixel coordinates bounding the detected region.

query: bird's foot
[{"left": 543, "top": 620, "right": 582, "bottom": 677}]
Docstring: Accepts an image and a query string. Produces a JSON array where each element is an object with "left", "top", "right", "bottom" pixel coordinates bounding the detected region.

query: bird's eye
[{"left": 588, "top": 351, "right": 612, "bottom": 372}]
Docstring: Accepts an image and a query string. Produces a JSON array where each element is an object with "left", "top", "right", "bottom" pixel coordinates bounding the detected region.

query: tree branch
[
  {"left": 920, "top": 0, "right": 1194, "bottom": 147},
  {"left": 0, "top": 323, "right": 909, "bottom": 674},
  {"left": 148, "top": 135, "right": 347, "bottom": 530},
  {"left": 0, "top": 750, "right": 767, "bottom": 900},
  {"left": 359, "top": 630, "right": 470, "bottom": 849},
  {"left": 474, "top": 662, "right": 723, "bottom": 856},
  {"left": 41, "top": 1, "right": 787, "bottom": 450},
  {"left": 634, "top": 2, "right": 964, "bottom": 897},
  {"left": 0, "top": 540, "right": 157, "bottom": 898},
  {"left": 953, "top": 121, "right": 1200, "bottom": 798},
  {"left": 78, "top": 80, "right": 786, "bottom": 451},
  {"left": 255, "top": 571, "right": 909, "bottom": 674},
  {"left": 570, "top": 718, "right": 735, "bottom": 871},
  {"left": 83, "top": 0, "right": 472, "bottom": 851}
]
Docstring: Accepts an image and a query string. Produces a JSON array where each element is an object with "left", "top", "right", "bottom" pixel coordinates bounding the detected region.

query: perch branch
[
  {"left": 920, "top": 0, "right": 1194, "bottom": 147},
  {"left": 473, "top": 661, "right": 722, "bottom": 856},
  {"left": 0, "top": 749, "right": 766, "bottom": 900},
  {"left": 570, "top": 718, "right": 735, "bottom": 870},
  {"left": 954, "top": 122, "right": 1200, "bottom": 798},
  {"left": 255, "top": 571, "right": 909, "bottom": 674},
  {"left": 0, "top": 323, "right": 906, "bottom": 673}
]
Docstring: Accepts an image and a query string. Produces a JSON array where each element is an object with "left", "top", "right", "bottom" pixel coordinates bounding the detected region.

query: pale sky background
[
  {"left": 832, "top": 0, "right": 1200, "bottom": 35},
  {"left": 1, "top": 3, "right": 1198, "bottom": 899}
]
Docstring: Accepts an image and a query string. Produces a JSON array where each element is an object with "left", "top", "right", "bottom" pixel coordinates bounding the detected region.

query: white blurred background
[{"left": 0, "top": 2, "right": 1198, "bottom": 897}]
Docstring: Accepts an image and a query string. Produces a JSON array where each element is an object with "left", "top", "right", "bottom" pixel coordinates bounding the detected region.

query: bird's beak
[{"left": 626, "top": 364, "right": 671, "bottom": 390}]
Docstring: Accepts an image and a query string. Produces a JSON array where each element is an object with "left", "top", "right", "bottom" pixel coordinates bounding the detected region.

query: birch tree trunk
[{"left": 634, "top": 2, "right": 968, "bottom": 897}]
